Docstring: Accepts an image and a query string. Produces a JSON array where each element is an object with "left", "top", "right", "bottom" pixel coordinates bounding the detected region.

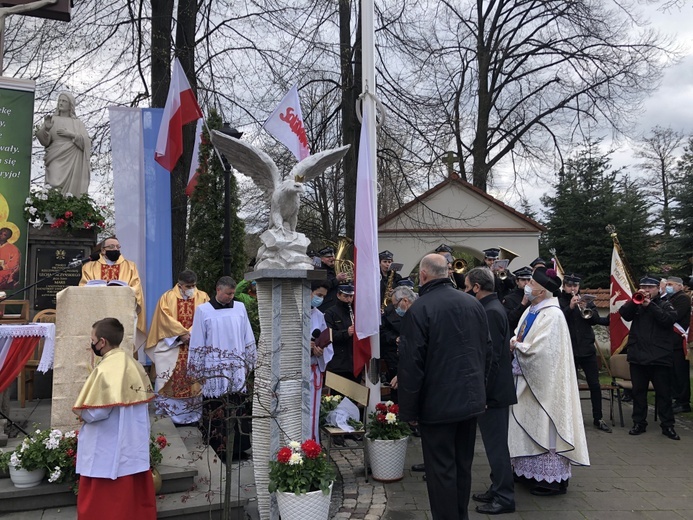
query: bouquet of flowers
[
  {"left": 319, "top": 394, "right": 343, "bottom": 427},
  {"left": 268, "top": 439, "right": 335, "bottom": 495},
  {"left": 0, "top": 428, "right": 79, "bottom": 490},
  {"left": 150, "top": 433, "right": 169, "bottom": 468},
  {"left": 24, "top": 188, "right": 107, "bottom": 233},
  {"left": 366, "top": 401, "right": 411, "bottom": 440}
]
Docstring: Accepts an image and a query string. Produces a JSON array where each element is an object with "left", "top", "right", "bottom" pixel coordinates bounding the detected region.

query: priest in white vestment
[
  {"left": 73, "top": 318, "right": 155, "bottom": 519},
  {"left": 508, "top": 267, "right": 589, "bottom": 496},
  {"left": 188, "top": 276, "right": 257, "bottom": 461}
]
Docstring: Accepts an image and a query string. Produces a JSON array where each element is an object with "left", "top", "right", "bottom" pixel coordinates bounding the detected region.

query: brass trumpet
[
  {"left": 452, "top": 258, "right": 467, "bottom": 273},
  {"left": 632, "top": 292, "right": 646, "bottom": 305},
  {"left": 334, "top": 237, "right": 354, "bottom": 282}
]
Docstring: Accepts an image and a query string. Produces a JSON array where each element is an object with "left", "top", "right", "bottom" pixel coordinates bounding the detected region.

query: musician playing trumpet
[
  {"left": 379, "top": 250, "right": 402, "bottom": 305},
  {"left": 482, "top": 248, "right": 516, "bottom": 300},
  {"left": 557, "top": 273, "right": 612, "bottom": 433}
]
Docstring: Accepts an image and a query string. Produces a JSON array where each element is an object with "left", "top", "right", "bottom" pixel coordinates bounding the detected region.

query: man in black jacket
[
  {"left": 324, "top": 284, "right": 357, "bottom": 381},
  {"left": 315, "top": 246, "right": 349, "bottom": 312},
  {"left": 558, "top": 273, "right": 611, "bottom": 433},
  {"left": 619, "top": 276, "right": 680, "bottom": 440},
  {"left": 664, "top": 276, "right": 691, "bottom": 414},
  {"left": 399, "top": 254, "right": 491, "bottom": 520},
  {"left": 465, "top": 268, "right": 517, "bottom": 516},
  {"left": 503, "top": 266, "right": 532, "bottom": 331}
]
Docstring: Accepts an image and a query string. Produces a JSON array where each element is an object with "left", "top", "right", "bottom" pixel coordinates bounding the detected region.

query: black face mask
[
  {"left": 105, "top": 250, "right": 121, "bottom": 262},
  {"left": 91, "top": 340, "right": 102, "bottom": 356},
  {"left": 466, "top": 289, "right": 475, "bottom": 296}
]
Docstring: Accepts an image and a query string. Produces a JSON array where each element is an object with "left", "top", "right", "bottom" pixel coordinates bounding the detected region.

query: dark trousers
[
  {"left": 630, "top": 363, "right": 674, "bottom": 429},
  {"left": 574, "top": 354, "right": 603, "bottom": 421},
  {"left": 671, "top": 348, "right": 691, "bottom": 406},
  {"left": 420, "top": 418, "right": 477, "bottom": 520},
  {"left": 478, "top": 407, "right": 514, "bottom": 507},
  {"left": 201, "top": 392, "right": 251, "bottom": 461}
]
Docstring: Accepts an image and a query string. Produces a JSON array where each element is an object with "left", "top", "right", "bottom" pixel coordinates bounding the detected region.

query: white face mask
[
  {"left": 524, "top": 284, "right": 539, "bottom": 302},
  {"left": 182, "top": 287, "right": 195, "bottom": 298}
]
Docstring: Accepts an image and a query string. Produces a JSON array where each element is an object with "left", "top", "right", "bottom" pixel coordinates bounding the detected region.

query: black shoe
[
  {"left": 662, "top": 427, "right": 681, "bottom": 440},
  {"left": 475, "top": 499, "right": 515, "bottom": 515},
  {"left": 629, "top": 424, "right": 646, "bottom": 435},
  {"left": 472, "top": 490, "right": 494, "bottom": 503},
  {"left": 410, "top": 426, "right": 421, "bottom": 438},
  {"left": 530, "top": 486, "right": 566, "bottom": 496},
  {"left": 622, "top": 394, "right": 633, "bottom": 403},
  {"left": 594, "top": 419, "right": 612, "bottom": 433},
  {"left": 673, "top": 404, "right": 691, "bottom": 414},
  {"left": 411, "top": 463, "right": 426, "bottom": 472}
]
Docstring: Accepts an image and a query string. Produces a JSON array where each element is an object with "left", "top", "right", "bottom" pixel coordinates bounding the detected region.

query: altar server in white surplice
[
  {"left": 309, "top": 280, "right": 334, "bottom": 442},
  {"left": 188, "top": 276, "right": 256, "bottom": 461}
]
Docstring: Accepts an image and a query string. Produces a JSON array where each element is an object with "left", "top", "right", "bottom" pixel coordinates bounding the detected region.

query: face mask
[
  {"left": 395, "top": 306, "right": 406, "bottom": 317},
  {"left": 311, "top": 295, "right": 324, "bottom": 308},
  {"left": 90, "top": 340, "right": 101, "bottom": 356},
  {"left": 524, "top": 284, "right": 539, "bottom": 302},
  {"left": 105, "top": 250, "right": 121, "bottom": 262},
  {"left": 465, "top": 289, "right": 475, "bottom": 296},
  {"left": 665, "top": 286, "right": 674, "bottom": 295},
  {"left": 182, "top": 288, "right": 195, "bottom": 298}
]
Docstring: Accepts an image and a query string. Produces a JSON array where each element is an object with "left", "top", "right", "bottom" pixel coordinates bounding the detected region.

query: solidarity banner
[
  {"left": 0, "top": 77, "right": 35, "bottom": 292},
  {"left": 263, "top": 85, "right": 310, "bottom": 161}
]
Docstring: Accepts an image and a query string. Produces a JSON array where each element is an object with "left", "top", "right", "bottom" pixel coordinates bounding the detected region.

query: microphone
[
  {"left": 68, "top": 251, "right": 100, "bottom": 268},
  {"left": 311, "top": 328, "right": 321, "bottom": 340}
]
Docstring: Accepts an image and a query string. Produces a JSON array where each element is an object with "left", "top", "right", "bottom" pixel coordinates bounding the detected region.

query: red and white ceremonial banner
[
  {"left": 352, "top": 100, "right": 380, "bottom": 378},
  {"left": 185, "top": 119, "right": 204, "bottom": 196},
  {"left": 263, "top": 85, "right": 310, "bottom": 161},
  {"left": 610, "top": 246, "right": 632, "bottom": 354},
  {"left": 155, "top": 58, "right": 203, "bottom": 172}
]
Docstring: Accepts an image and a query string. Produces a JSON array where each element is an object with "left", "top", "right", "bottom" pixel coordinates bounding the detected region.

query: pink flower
[{"left": 64, "top": 211, "right": 73, "bottom": 218}]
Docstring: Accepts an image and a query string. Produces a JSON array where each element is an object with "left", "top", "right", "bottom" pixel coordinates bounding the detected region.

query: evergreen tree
[
  {"left": 187, "top": 110, "right": 247, "bottom": 294},
  {"left": 542, "top": 143, "right": 651, "bottom": 288},
  {"left": 672, "top": 136, "right": 693, "bottom": 278}
]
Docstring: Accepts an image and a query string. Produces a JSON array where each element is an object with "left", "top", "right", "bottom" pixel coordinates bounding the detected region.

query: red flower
[
  {"left": 375, "top": 403, "right": 387, "bottom": 412},
  {"left": 156, "top": 435, "right": 168, "bottom": 450},
  {"left": 301, "top": 439, "right": 322, "bottom": 459},
  {"left": 97, "top": 221, "right": 105, "bottom": 227},
  {"left": 66, "top": 448, "right": 75, "bottom": 457},
  {"left": 64, "top": 211, "right": 73, "bottom": 218},
  {"left": 389, "top": 404, "right": 399, "bottom": 415},
  {"left": 277, "top": 447, "right": 292, "bottom": 464},
  {"left": 377, "top": 414, "right": 386, "bottom": 423},
  {"left": 83, "top": 221, "right": 91, "bottom": 229}
]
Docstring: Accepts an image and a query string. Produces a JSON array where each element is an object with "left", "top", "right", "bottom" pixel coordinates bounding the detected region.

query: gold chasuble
[
  {"left": 73, "top": 348, "right": 154, "bottom": 410},
  {"left": 80, "top": 256, "right": 146, "bottom": 334},
  {"left": 145, "top": 287, "right": 209, "bottom": 398}
]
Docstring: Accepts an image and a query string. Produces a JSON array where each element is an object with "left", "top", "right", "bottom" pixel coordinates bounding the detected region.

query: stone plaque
[{"left": 33, "top": 246, "right": 86, "bottom": 310}]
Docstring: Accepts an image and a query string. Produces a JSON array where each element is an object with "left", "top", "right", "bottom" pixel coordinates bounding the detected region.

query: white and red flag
[
  {"left": 610, "top": 245, "right": 632, "bottom": 354},
  {"left": 155, "top": 58, "right": 204, "bottom": 172},
  {"left": 352, "top": 100, "right": 380, "bottom": 378},
  {"left": 263, "top": 85, "right": 310, "bottom": 161},
  {"left": 185, "top": 119, "right": 204, "bottom": 196}
]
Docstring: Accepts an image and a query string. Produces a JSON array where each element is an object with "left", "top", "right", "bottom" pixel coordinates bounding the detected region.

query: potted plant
[
  {"left": 365, "top": 401, "right": 411, "bottom": 482},
  {"left": 150, "top": 433, "right": 169, "bottom": 493},
  {"left": 268, "top": 439, "right": 335, "bottom": 520},
  {"left": 24, "top": 187, "right": 107, "bottom": 235},
  {"left": 0, "top": 428, "right": 79, "bottom": 489}
]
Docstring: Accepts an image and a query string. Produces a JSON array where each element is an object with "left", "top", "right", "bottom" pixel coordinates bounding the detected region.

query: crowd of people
[{"left": 72, "top": 236, "right": 691, "bottom": 519}]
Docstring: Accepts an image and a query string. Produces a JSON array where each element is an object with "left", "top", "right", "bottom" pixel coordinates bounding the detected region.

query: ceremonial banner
[
  {"left": 263, "top": 84, "right": 310, "bottom": 161},
  {"left": 353, "top": 100, "right": 379, "bottom": 377},
  {"left": 0, "top": 78, "right": 35, "bottom": 293},
  {"left": 154, "top": 58, "right": 203, "bottom": 172},
  {"left": 610, "top": 245, "right": 632, "bottom": 354}
]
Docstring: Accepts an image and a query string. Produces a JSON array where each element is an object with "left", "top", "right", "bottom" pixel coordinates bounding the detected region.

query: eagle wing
[
  {"left": 211, "top": 130, "right": 279, "bottom": 196},
  {"left": 289, "top": 145, "right": 351, "bottom": 184}
]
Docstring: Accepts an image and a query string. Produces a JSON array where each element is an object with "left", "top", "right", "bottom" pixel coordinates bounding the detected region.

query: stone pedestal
[{"left": 246, "top": 269, "right": 325, "bottom": 520}]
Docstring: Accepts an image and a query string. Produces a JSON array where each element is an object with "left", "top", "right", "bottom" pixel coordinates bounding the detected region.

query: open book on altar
[{"left": 85, "top": 279, "right": 129, "bottom": 287}]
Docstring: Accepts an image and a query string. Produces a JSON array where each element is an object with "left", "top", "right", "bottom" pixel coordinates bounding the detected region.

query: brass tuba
[
  {"left": 497, "top": 247, "right": 519, "bottom": 280},
  {"left": 452, "top": 258, "right": 468, "bottom": 273},
  {"left": 334, "top": 237, "right": 355, "bottom": 282}
]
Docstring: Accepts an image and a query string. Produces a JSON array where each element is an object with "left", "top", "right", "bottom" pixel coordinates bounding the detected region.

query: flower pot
[
  {"left": 275, "top": 482, "right": 333, "bottom": 520},
  {"left": 366, "top": 436, "right": 409, "bottom": 482},
  {"left": 9, "top": 467, "right": 46, "bottom": 488},
  {"left": 151, "top": 467, "right": 162, "bottom": 493}
]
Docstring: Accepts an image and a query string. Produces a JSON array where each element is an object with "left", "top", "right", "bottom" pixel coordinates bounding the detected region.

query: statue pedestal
[{"left": 246, "top": 269, "right": 325, "bottom": 520}]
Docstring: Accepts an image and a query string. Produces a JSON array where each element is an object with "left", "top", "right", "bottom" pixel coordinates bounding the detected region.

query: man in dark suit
[
  {"left": 664, "top": 276, "right": 691, "bottom": 414},
  {"left": 465, "top": 267, "right": 517, "bottom": 515},
  {"left": 399, "top": 254, "right": 491, "bottom": 520},
  {"left": 503, "top": 266, "right": 532, "bottom": 331}
]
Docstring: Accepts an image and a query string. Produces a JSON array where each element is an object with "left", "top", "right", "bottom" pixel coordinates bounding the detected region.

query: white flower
[
  {"left": 9, "top": 452, "right": 21, "bottom": 469},
  {"left": 48, "top": 467, "right": 62, "bottom": 483},
  {"left": 64, "top": 431, "right": 77, "bottom": 439},
  {"left": 288, "top": 452, "right": 303, "bottom": 466},
  {"left": 65, "top": 192, "right": 73, "bottom": 198},
  {"left": 385, "top": 401, "right": 394, "bottom": 407},
  {"left": 25, "top": 197, "right": 32, "bottom": 204},
  {"left": 35, "top": 429, "right": 42, "bottom": 435},
  {"left": 288, "top": 441, "right": 301, "bottom": 451},
  {"left": 28, "top": 207, "right": 37, "bottom": 216},
  {"left": 385, "top": 412, "right": 397, "bottom": 424},
  {"left": 20, "top": 439, "right": 30, "bottom": 452},
  {"left": 44, "top": 437, "right": 60, "bottom": 450}
]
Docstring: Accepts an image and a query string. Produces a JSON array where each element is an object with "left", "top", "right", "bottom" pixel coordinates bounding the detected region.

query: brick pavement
[{"left": 330, "top": 399, "right": 693, "bottom": 519}]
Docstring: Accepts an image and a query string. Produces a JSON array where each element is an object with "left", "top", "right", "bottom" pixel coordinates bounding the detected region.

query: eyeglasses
[{"left": 103, "top": 245, "right": 121, "bottom": 250}]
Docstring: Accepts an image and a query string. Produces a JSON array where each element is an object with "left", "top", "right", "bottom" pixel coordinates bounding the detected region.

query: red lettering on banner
[{"left": 279, "top": 107, "right": 309, "bottom": 151}]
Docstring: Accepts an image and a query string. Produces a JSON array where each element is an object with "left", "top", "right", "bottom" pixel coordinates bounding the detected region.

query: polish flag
[
  {"left": 155, "top": 58, "right": 203, "bottom": 172},
  {"left": 353, "top": 100, "right": 380, "bottom": 378},
  {"left": 185, "top": 119, "right": 204, "bottom": 196},
  {"left": 610, "top": 246, "right": 632, "bottom": 354},
  {"left": 263, "top": 85, "right": 310, "bottom": 161}
]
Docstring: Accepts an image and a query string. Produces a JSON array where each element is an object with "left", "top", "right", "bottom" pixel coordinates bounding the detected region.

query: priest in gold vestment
[
  {"left": 79, "top": 236, "right": 145, "bottom": 335},
  {"left": 145, "top": 270, "right": 209, "bottom": 424}
]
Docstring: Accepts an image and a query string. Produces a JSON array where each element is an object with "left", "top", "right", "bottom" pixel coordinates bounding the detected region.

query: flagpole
[
  {"left": 605, "top": 224, "right": 637, "bottom": 292},
  {"left": 361, "top": 0, "right": 381, "bottom": 411}
]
